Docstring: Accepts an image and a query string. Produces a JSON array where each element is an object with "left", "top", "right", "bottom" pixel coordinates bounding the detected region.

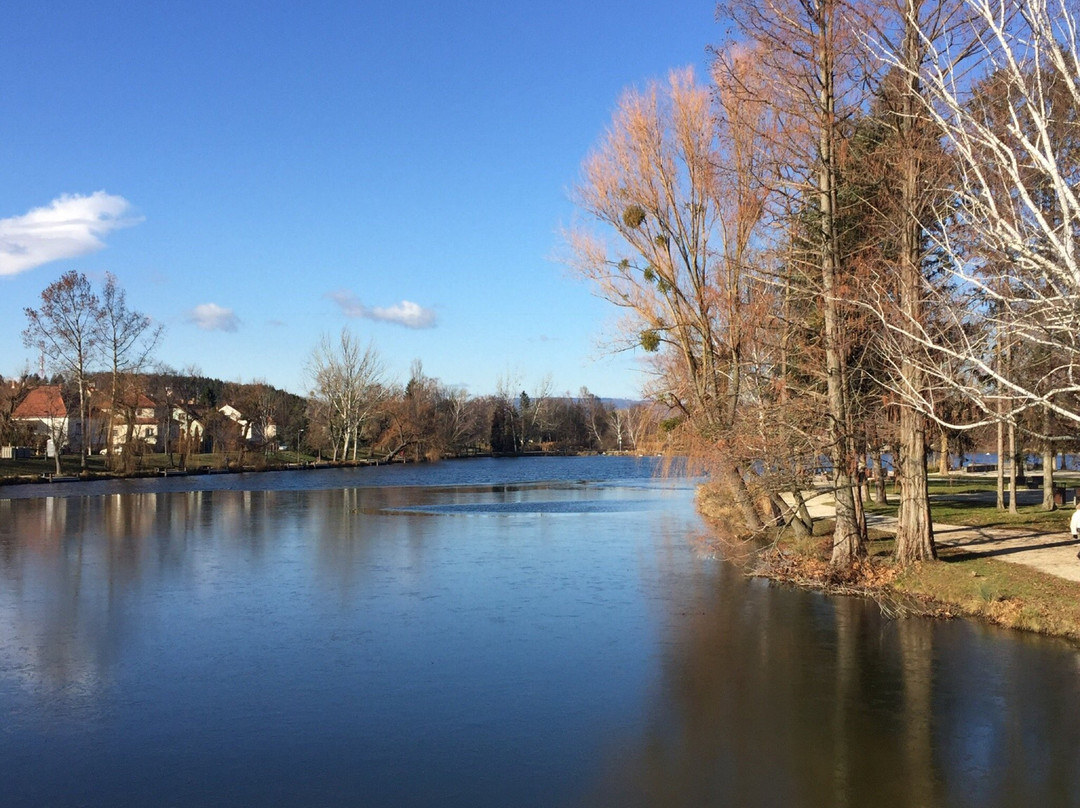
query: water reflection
[
  {"left": 0, "top": 482, "right": 673, "bottom": 702},
  {"left": 1, "top": 469, "right": 1079, "bottom": 807},
  {"left": 578, "top": 562, "right": 1080, "bottom": 808}
]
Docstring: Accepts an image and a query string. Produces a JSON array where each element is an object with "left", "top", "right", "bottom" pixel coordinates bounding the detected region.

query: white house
[
  {"left": 171, "top": 405, "right": 206, "bottom": 448},
  {"left": 219, "top": 404, "right": 277, "bottom": 444},
  {"left": 94, "top": 392, "right": 160, "bottom": 449}
]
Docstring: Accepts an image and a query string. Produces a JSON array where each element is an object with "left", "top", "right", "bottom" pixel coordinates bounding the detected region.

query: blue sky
[{"left": 0, "top": 1, "right": 716, "bottom": 399}]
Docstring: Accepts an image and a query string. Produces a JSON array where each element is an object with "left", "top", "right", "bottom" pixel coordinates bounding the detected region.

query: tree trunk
[
  {"left": 893, "top": 0, "right": 935, "bottom": 564},
  {"left": 1042, "top": 405, "right": 1055, "bottom": 510},
  {"left": 78, "top": 376, "right": 87, "bottom": 470},
  {"left": 1008, "top": 421, "right": 1018, "bottom": 514},
  {"left": 896, "top": 405, "right": 935, "bottom": 563},
  {"left": 852, "top": 456, "right": 867, "bottom": 538},
  {"left": 816, "top": 0, "right": 863, "bottom": 566},
  {"left": 772, "top": 493, "right": 811, "bottom": 538},
  {"left": 1043, "top": 444, "right": 1055, "bottom": 511},
  {"left": 720, "top": 461, "right": 764, "bottom": 532},
  {"left": 791, "top": 489, "right": 815, "bottom": 532},
  {"left": 996, "top": 418, "right": 1005, "bottom": 510}
]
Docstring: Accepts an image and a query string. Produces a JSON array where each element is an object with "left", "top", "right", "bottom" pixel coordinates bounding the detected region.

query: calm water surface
[{"left": 1, "top": 456, "right": 1079, "bottom": 807}]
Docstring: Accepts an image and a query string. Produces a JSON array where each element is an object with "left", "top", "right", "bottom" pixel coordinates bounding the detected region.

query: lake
[{"left": 1, "top": 456, "right": 1079, "bottom": 807}]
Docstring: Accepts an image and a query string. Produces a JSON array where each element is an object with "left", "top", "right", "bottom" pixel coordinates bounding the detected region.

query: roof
[
  {"left": 90, "top": 390, "right": 157, "bottom": 411},
  {"left": 12, "top": 386, "right": 68, "bottom": 419}
]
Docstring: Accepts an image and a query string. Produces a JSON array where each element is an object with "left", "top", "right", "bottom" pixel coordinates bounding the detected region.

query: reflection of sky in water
[
  {"left": 1, "top": 458, "right": 1079, "bottom": 807},
  {"left": 381, "top": 486, "right": 672, "bottom": 516},
  {"left": 385, "top": 500, "right": 659, "bottom": 515}
]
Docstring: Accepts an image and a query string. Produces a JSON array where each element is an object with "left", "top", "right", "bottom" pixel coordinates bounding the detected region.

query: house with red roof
[{"left": 12, "top": 386, "right": 70, "bottom": 454}]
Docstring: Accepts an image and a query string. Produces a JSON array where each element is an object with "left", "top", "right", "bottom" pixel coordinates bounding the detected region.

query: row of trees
[
  {"left": 568, "top": 0, "right": 1080, "bottom": 566},
  {"left": 305, "top": 329, "right": 663, "bottom": 461},
  {"left": 3, "top": 353, "right": 659, "bottom": 467}
]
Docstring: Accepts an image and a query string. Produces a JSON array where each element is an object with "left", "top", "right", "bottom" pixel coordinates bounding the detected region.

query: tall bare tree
[
  {"left": 722, "top": 0, "right": 874, "bottom": 562},
  {"left": 567, "top": 64, "right": 777, "bottom": 531},
  {"left": 878, "top": 0, "right": 1080, "bottom": 435},
  {"left": 852, "top": 0, "right": 971, "bottom": 561},
  {"left": 99, "top": 273, "right": 163, "bottom": 467},
  {"left": 22, "top": 271, "right": 102, "bottom": 468}
]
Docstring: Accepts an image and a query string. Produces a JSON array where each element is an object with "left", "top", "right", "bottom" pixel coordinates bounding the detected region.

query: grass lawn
[{"left": 865, "top": 473, "right": 1078, "bottom": 532}]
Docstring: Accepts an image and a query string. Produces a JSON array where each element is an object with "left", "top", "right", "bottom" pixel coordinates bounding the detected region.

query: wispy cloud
[
  {"left": 188, "top": 303, "right": 239, "bottom": 332},
  {"left": 0, "top": 192, "right": 140, "bottom": 277},
  {"left": 328, "top": 290, "right": 437, "bottom": 329}
]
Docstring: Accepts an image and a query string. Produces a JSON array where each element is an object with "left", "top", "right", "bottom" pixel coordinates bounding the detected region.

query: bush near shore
[{"left": 698, "top": 480, "right": 1080, "bottom": 644}]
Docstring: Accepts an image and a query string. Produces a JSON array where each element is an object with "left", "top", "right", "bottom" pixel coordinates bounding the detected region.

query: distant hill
[{"left": 601, "top": 398, "right": 645, "bottom": 410}]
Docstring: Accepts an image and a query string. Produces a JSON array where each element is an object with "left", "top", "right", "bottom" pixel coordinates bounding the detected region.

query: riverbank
[
  {"left": 0, "top": 454, "right": 385, "bottom": 488},
  {"left": 0, "top": 449, "right": 642, "bottom": 490},
  {"left": 698, "top": 481, "right": 1080, "bottom": 644}
]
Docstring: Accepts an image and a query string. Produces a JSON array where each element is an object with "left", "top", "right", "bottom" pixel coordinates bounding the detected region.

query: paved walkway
[
  {"left": 867, "top": 514, "right": 1080, "bottom": 583},
  {"left": 799, "top": 489, "right": 1080, "bottom": 583}
]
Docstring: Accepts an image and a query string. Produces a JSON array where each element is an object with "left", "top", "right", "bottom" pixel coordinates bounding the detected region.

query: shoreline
[
  {"left": 697, "top": 484, "right": 1080, "bottom": 646},
  {"left": 0, "top": 449, "right": 647, "bottom": 490}
]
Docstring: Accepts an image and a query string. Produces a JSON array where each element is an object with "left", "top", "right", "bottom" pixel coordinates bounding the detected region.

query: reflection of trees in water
[
  {"left": 0, "top": 486, "right": 448, "bottom": 700},
  {"left": 308, "top": 486, "right": 449, "bottom": 600},
  {"left": 575, "top": 567, "right": 1080, "bottom": 808},
  {"left": 0, "top": 489, "right": 293, "bottom": 703},
  {"left": 930, "top": 629, "right": 1080, "bottom": 807},
  {"left": 3, "top": 486, "right": 1079, "bottom": 803},
  {"left": 0, "top": 497, "right": 114, "bottom": 704}
]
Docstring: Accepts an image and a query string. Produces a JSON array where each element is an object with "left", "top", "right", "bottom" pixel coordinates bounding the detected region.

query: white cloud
[
  {"left": 188, "top": 303, "right": 239, "bottom": 332},
  {"left": 328, "top": 290, "right": 437, "bottom": 329},
  {"left": 0, "top": 192, "right": 140, "bottom": 277}
]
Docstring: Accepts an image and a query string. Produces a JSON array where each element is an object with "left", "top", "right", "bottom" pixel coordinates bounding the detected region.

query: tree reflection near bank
[{"left": 577, "top": 550, "right": 1080, "bottom": 808}]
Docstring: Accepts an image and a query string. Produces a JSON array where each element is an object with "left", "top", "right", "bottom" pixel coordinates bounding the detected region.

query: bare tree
[
  {"left": 99, "top": 273, "right": 163, "bottom": 468},
  {"left": 377, "top": 361, "right": 443, "bottom": 462},
  {"left": 623, "top": 402, "right": 661, "bottom": 452},
  {"left": 845, "top": 0, "right": 974, "bottom": 560},
  {"left": 566, "top": 65, "right": 777, "bottom": 531},
  {"left": 609, "top": 408, "right": 627, "bottom": 451},
  {"left": 435, "top": 385, "right": 482, "bottom": 455},
  {"left": 307, "top": 330, "right": 386, "bottom": 461},
  {"left": 876, "top": 0, "right": 1080, "bottom": 435},
  {"left": 524, "top": 374, "right": 555, "bottom": 447},
  {"left": 577, "top": 387, "right": 609, "bottom": 451},
  {"left": 22, "top": 271, "right": 102, "bottom": 469},
  {"left": 722, "top": 0, "right": 876, "bottom": 562},
  {"left": 237, "top": 380, "right": 281, "bottom": 454}
]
